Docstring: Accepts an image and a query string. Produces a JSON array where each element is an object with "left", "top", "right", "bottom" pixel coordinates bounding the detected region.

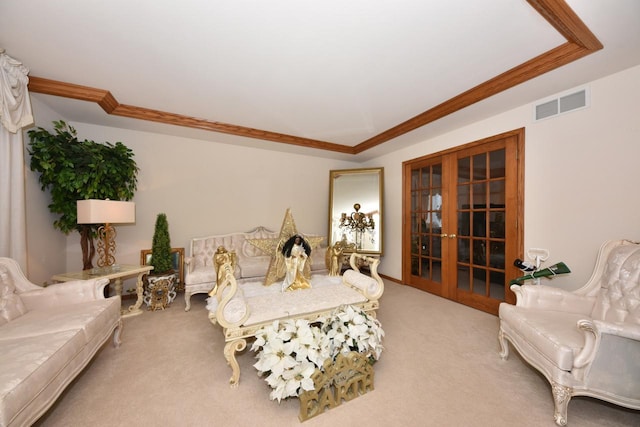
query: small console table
[{"left": 52, "top": 264, "right": 153, "bottom": 317}]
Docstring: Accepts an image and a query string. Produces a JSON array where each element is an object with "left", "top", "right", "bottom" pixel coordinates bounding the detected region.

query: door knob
[
  {"left": 449, "top": 234, "right": 457, "bottom": 239},
  {"left": 440, "top": 233, "right": 448, "bottom": 238}
]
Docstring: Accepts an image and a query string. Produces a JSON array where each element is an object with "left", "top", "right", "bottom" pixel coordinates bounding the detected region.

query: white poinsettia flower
[
  {"left": 303, "top": 333, "right": 327, "bottom": 367},
  {"left": 327, "top": 323, "right": 347, "bottom": 345},
  {"left": 277, "top": 318, "right": 299, "bottom": 342},
  {"left": 345, "top": 305, "right": 359, "bottom": 321},
  {"left": 281, "top": 360, "right": 315, "bottom": 397},
  {"left": 264, "top": 371, "right": 284, "bottom": 389},
  {"left": 348, "top": 322, "right": 369, "bottom": 341},
  {"left": 251, "top": 320, "right": 283, "bottom": 351},
  {"left": 252, "top": 304, "right": 385, "bottom": 401},
  {"left": 270, "top": 381, "right": 288, "bottom": 402},
  {"left": 254, "top": 338, "right": 297, "bottom": 377},
  {"left": 289, "top": 319, "right": 315, "bottom": 359},
  {"left": 336, "top": 311, "right": 350, "bottom": 325},
  {"left": 366, "top": 325, "right": 383, "bottom": 350},
  {"left": 355, "top": 310, "right": 367, "bottom": 321},
  {"left": 294, "top": 338, "right": 318, "bottom": 363},
  {"left": 310, "top": 330, "right": 332, "bottom": 366}
]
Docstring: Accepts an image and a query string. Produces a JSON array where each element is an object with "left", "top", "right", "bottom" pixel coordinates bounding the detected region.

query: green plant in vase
[
  {"left": 150, "top": 213, "right": 173, "bottom": 274},
  {"left": 145, "top": 213, "right": 177, "bottom": 310}
]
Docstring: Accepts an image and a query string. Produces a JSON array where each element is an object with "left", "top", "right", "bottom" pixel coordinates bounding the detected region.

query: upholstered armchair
[{"left": 498, "top": 239, "right": 640, "bottom": 426}]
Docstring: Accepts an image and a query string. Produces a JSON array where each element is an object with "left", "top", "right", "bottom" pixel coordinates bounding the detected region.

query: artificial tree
[
  {"left": 145, "top": 213, "right": 177, "bottom": 309},
  {"left": 150, "top": 213, "right": 173, "bottom": 274},
  {"left": 28, "top": 120, "right": 138, "bottom": 270}
]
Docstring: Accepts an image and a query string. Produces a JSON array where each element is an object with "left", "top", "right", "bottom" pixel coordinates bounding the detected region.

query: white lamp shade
[{"left": 77, "top": 199, "right": 136, "bottom": 224}]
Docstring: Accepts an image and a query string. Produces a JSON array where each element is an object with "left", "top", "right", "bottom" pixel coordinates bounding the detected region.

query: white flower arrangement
[{"left": 251, "top": 305, "right": 384, "bottom": 402}]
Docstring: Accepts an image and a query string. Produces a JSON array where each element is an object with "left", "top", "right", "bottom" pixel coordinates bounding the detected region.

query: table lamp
[{"left": 77, "top": 199, "right": 135, "bottom": 268}]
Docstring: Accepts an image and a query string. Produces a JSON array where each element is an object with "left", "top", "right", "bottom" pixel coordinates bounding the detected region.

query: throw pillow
[{"left": 0, "top": 265, "right": 28, "bottom": 322}]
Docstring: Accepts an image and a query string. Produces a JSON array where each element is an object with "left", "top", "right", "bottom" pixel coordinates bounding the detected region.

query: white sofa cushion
[
  {"left": 184, "top": 265, "right": 217, "bottom": 285},
  {"left": 0, "top": 299, "right": 119, "bottom": 345},
  {"left": 0, "top": 265, "right": 27, "bottom": 323},
  {"left": 499, "top": 305, "right": 586, "bottom": 371},
  {"left": 0, "top": 330, "right": 85, "bottom": 427}
]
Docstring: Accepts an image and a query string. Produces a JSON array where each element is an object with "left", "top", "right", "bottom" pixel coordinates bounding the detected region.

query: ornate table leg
[
  {"left": 123, "top": 272, "right": 146, "bottom": 317},
  {"left": 114, "top": 277, "right": 123, "bottom": 299},
  {"left": 224, "top": 338, "right": 247, "bottom": 387}
]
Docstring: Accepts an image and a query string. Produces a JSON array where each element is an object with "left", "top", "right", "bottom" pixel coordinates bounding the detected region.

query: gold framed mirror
[{"left": 328, "top": 167, "right": 383, "bottom": 255}]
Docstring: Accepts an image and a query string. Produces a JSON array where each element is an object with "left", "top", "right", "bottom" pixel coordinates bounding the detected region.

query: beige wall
[
  {"left": 371, "top": 64, "right": 640, "bottom": 289},
  {"left": 23, "top": 108, "right": 359, "bottom": 288},
  {"left": 24, "top": 64, "right": 640, "bottom": 293}
]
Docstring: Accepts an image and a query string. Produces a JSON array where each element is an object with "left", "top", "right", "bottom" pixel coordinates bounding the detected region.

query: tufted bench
[
  {"left": 207, "top": 252, "right": 384, "bottom": 387},
  {"left": 498, "top": 239, "right": 640, "bottom": 426},
  {"left": 183, "top": 226, "right": 327, "bottom": 311}
]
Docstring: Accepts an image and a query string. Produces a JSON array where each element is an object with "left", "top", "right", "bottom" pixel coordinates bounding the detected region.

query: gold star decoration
[{"left": 247, "top": 208, "right": 324, "bottom": 286}]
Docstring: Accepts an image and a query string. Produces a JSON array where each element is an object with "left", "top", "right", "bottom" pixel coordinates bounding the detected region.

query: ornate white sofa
[
  {"left": 207, "top": 252, "right": 384, "bottom": 386},
  {"left": 183, "top": 226, "right": 327, "bottom": 311},
  {"left": 0, "top": 257, "right": 122, "bottom": 427},
  {"left": 498, "top": 239, "right": 640, "bottom": 426}
]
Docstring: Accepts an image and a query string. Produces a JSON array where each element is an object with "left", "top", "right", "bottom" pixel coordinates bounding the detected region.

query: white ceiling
[{"left": 2, "top": 0, "right": 639, "bottom": 160}]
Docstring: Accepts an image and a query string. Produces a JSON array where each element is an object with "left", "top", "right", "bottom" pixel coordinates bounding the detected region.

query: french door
[{"left": 402, "top": 129, "right": 524, "bottom": 315}]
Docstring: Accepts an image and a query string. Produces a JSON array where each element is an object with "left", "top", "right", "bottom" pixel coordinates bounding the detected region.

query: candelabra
[{"left": 339, "top": 203, "right": 375, "bottom": 249}]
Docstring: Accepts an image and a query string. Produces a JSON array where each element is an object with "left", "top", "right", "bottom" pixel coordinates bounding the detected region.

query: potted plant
[
  {"left": 144, "top": 213, "right": 177, "bottom": 310},
  {"left": 28, "top": 120, "right": 138, "bottom": 270}
]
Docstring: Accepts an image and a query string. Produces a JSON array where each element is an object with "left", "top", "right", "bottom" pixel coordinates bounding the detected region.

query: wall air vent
[{"left": 534, "top": 86, "right": 589, "bottom": 121}]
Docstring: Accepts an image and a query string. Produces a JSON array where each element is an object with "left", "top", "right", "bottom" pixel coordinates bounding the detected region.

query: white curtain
[{"left": 0, "top": 49, "right": 33, "bottom": 271}]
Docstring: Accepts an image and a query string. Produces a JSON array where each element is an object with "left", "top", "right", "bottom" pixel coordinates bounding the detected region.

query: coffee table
[{"left": 52, "top": 264, "right": 153, "bottom": 317}]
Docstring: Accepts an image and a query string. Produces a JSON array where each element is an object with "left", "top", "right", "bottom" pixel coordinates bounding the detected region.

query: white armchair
[{"left": 498, "top": 239, "right": 640, "bottom": 425}]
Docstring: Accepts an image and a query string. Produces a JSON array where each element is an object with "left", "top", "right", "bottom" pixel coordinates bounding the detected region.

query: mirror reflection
[{"left": 329, "top": 168, "right": 383, "bottom": 255}]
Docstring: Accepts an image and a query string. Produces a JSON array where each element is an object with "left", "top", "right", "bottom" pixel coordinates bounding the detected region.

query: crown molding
[{"left": 28, "top": 0, "right": 601, "bottom": 155}]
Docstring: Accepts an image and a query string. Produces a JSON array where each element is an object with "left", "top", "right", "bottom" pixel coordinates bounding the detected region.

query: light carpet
[{"left": 34, "top": 281, "right": 639, "bottom": 426}]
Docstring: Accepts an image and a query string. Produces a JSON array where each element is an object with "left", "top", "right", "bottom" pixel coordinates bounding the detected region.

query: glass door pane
[
  {"left": 410, "top": 162, "right": 443, "bottom": 285},
  {"left": 404, "top": 129, "right": 523, "bottom": 315},
  {"left": 456, "top": 148, "right": 506, "bottom": 299}
]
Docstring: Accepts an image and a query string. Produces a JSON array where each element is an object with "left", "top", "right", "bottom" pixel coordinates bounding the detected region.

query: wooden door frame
[{"left": 402, "top": 128, "right": 525, "bottom": 310}]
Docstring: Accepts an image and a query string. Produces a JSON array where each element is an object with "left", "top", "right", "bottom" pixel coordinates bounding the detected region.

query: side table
[{"left": 52, "top": 264, "right": 153, "bottom": 317}]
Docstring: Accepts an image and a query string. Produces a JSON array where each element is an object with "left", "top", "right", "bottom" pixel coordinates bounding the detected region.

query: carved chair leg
[
  {"left": 551, "top": 382, "right": 572, "bottom": 426},
  {"left": 184, "top": 292, "right": 192, "bottom": 312},
  {"left": 498, "top": 328, "right": 509, "bottom": 359},
  {"left": 224, "top": 338, "right": 247, "bottom": 387},
  {"left": 113, "top": 318, "right": 123, "bottom": 348}
]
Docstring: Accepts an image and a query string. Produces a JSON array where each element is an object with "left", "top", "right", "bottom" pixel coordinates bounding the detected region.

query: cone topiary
[{"left": 150, "top": 213, "right": 173, "bottom": 274}]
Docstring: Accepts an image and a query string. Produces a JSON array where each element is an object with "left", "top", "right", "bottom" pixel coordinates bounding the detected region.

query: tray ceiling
[{"left": 1, "top": 0, "right": 639, "bottom": 160}]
